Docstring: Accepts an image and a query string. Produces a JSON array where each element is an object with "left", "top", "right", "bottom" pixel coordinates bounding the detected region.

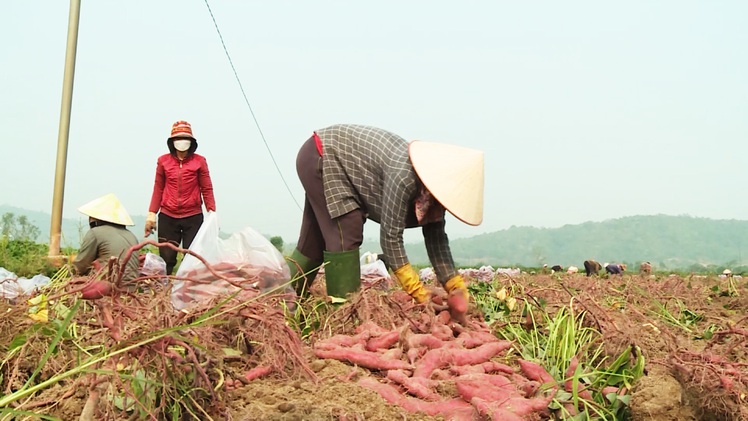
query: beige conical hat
[
  {"left": 408, "top": 141, "right": 484, "bottom": 226},
  {"left": 77, "top": 193, "right": 134, "bottom": 226}
]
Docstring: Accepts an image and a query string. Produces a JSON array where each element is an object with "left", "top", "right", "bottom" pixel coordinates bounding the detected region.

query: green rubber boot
[
  {"left": 287, "top": 249, "right": 321, "bottom": 297},
  {"left": 323, "top": 249, "right": 361, "bottom": 299}
]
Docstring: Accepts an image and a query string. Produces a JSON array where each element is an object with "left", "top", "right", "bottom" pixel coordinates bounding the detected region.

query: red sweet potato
[
  {"left": 406, "top": 333, "right": 446, "bottom": 350},
  {"left": 358, "top": 377, "right": 477, "bottom": 419},
  {"left": 454, "top": 373, "right": 520, "bottom": 402},
  {"left": 81, "top": 280, "right": 114, "bottom": 299},
  {"left": 518, "top": 359, "right": 556, "bottom": 386},
  {"left": 471, "top": 397, "right": 524, "bottom": 421},
  {"left": 430, "top": 323, "right": 455, "bottom": 341},
  {"left": 314, "top": 346, "right": 412, "bottom": 371},
  {"left": 366, "top": 330, "right": 400, "bottom": 352},
  {"left": 564, "top": 357, "right": 593, "bottom": 400},
  {"left": 243, "top": 365, "right": 273, "bottom": 381},
  {"left": 482, "top": 361, "right": 514, "bottom": 375},
  {"left": 321, "top": 333, "right": 370, "bottom": 348},
  {"left": 387, "top": 369, "right": 441, "bottom": 401},
  {"left": 413, "top": 341, "right": 512, "bottom": 378}
]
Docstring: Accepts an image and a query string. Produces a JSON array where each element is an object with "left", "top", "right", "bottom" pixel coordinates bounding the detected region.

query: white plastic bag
[
  {"left": 140, "top": 252, "right": 167, "bottom": 277},
  {"left": 171, "top": 212, "right": 294, "bottom": 310}
]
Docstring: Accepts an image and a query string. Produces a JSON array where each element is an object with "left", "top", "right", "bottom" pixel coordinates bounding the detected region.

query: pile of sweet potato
[{"left": 313, "top": 311, "right": 558, "bottom": 420}]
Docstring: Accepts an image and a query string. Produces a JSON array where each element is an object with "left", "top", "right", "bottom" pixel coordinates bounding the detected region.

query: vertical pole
[{"left": 49, "top": 0, "right": 81, "bottom": 258}]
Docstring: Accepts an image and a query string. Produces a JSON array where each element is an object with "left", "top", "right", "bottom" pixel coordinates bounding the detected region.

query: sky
[{"left": 2, "top": 1, "right": 747, "bottom": 246}]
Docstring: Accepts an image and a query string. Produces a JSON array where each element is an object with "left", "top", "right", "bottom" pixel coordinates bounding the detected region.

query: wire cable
[{"left": 203, "top": 0, "right": 302, "bottom": 210}]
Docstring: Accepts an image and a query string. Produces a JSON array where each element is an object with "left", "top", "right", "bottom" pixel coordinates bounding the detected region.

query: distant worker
[
  {"left": 567, "top": 266, "right": 579, "bottom": 274},
  {"left": 551, "top": 265, "right": 563, "bottom": 272},
  {"left": 286, "top": 124, "right": 484, "bottom": 322},
  {"left": 145, "top": 121, "right": 216, "bottom": 275},
  {"left": 73, "top": 194, "right": 139, "bottom": 285},
  {"left": 640, "top": 261, "right": 652, "bottom": 275},
  {"left": 584, "top": 260, "right": 602, "bottom": 277},
  {"left": 605, "top": 263, "right": 627, "bottom": 275}
]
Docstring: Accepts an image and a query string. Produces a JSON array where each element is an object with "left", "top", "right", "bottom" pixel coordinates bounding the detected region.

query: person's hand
[
  {"left": 145, "top": 212, "right": 157, "bottom": 237},
  {"left": 445, "top": 274, "right": 469, "bottom": 324},
  {"left": 393, "top": 264, "right": 430, "bottom": 304}
]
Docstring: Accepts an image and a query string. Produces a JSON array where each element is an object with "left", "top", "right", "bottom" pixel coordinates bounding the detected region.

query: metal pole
[{"left": 49, "top": 0, "right": 81, "bottom": 259}]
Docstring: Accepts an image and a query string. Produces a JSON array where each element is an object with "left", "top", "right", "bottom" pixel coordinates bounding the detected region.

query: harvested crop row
[{"left": 313, "top": 310, "right": 557, "bottom": 419}]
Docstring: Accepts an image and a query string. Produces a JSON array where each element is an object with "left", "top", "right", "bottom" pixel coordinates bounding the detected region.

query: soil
[
  {"left": 223, "top": 272, "right": 747, "bottom": 421},
  {"left": 2, "top": 271, "right": 746, "bottom": 420}
]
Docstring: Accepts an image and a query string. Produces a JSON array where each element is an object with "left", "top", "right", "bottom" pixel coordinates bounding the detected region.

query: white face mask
[{"left": 173, "top": 139, "right": 191, "bottom": 152}]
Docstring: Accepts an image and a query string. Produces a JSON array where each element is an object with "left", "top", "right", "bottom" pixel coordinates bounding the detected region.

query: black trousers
[
  {"left": 295, "top": 136, "right": 365, "bottom": 262},
  {"left": 157, "top": 212, "right": 204, "bottom": 274}
]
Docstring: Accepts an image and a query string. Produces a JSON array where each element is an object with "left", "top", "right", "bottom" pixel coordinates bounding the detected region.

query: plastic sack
[
  {"left": 140, "top": 252, "right": 167, "bottom": 277},
  {"left": 0, "top": 268, "right": 50, "bottom": 300},
  {"left": 171, "top": 212, "right": 294, "bottom": 310}
]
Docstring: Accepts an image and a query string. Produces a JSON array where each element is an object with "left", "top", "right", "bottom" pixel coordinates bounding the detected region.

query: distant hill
[
  {"left": 0, "top": 204, "right": 146, "bottom": 248},
  {"left": 360, "top": 215, "right": 748, "bottom": 270},
  {"left": 3, "top": 206, "right": 746, "bottom": 270}
]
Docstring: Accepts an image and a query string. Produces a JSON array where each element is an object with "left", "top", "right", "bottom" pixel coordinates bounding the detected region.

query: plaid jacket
[{"left": 315, "top": 124, "right": 456, "bottom": 283}]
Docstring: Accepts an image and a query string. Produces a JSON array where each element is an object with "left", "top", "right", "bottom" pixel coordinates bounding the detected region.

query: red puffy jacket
[{"left": 148, "top": 153, "right": 216, "bottom": 218}]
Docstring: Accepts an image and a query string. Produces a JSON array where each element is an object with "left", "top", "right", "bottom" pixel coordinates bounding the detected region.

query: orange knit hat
[{"left": 168, "top": 120, "right": 196, "bottom": 140}]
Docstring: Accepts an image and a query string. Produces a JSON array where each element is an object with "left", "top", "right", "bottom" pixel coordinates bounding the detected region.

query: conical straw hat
[
  {"left": 408, "top": 141, "right": 484, "bottom": 226},
  {"left": 78, "top": 193, "right": 134, "bottom": 226}
]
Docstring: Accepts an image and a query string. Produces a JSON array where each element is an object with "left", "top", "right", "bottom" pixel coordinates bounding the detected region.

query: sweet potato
[
  {"left": 243, "top": 365, "right": 273, "bottom": 381},
  {"left": 482, "top": 361, "right": 514, "bottom": 375},
  {"left": 471, "top": 397, "right": 524, "bottom": 421},
  {"left": 454, "top": 373, "right": 520, "bottom": 402},
  {"left": 387, "top": 369, "right": 441, "bottom": 401},
  {"left": 321, "top": 333, "right": 370, "bottom": 348},
  {"left": 358, "top": 377, "right": 477, "bottom": 419},
  {"left": 564, "top": 357, "right": 593, "bottom": 400},
  {"left": 518, "top": 359, "right": 556, "bottom": 386},
  {"left": 406, "top": 333, "right": 446, "bottom": 350},
  {"left": 81, "top": 280, "right": 113, "bottom": 300},
  {"left": 413, "top": 341, "right": 512, "bottom": 378},
  {"left": 314, "top": 346, "right": 412, "bottom": 371},
  {"left": 365, "top": 331, "right": 400, "bottom": 352}
]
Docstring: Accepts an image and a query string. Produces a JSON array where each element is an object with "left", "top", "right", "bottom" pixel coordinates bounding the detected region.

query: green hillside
[
  {"left": 3, "top": 205, "right": 746, "bottom": 271},
  {"left": 0, "top": 205, "right": 147, "bottom": 249},
  {"left": 362, "top": 215, "right": 747, "bottom": 270}
]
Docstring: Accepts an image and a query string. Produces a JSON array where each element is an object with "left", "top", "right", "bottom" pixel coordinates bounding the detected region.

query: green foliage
[
  {"left": 494, "top": 300, "right": 645, "bottom": 420},
  {"left": 0, "top": 212, "right": 61, "bottom": 276},
  {"left": 1, "top": 212, "right": 41, "bottom": 242},
  {"left": 269, "top": 236, "right": 284, "bottom": 254}
]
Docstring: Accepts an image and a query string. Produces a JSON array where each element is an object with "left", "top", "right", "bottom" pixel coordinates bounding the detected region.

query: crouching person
[
  {"left": 605, "top": 263, "right": 627, "bottom": 275},
  {"left": 73, "top": 193, "right": 140, "bottom": 286},
  {"left": 584, "top": 260, "right": 602, "bottom": 277}
]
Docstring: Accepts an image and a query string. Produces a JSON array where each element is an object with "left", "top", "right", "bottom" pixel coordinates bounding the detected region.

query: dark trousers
[
  {"left": 158, "top": 212, "right": 204, "bottom": 274},
  {"left": 295, "top": 136, "right": 365, "bottom": 262}
]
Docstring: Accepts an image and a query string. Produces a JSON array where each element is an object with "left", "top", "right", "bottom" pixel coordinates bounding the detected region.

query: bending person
[{"left": 288, "top": 124, "right": 484, "bottom": 322}]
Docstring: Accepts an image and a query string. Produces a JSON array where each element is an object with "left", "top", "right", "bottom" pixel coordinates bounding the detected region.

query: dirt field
[
  {"left": 1, "top": 271, "right": 746, "bottom": 420},
  {"left": 225, "top": 272, "right": 747, "bottom": 421}
]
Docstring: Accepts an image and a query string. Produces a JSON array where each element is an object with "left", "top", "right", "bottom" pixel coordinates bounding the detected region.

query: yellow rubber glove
[
  {"left": 444, "top": 274, "right": 469, "bottom": 321},
  {"left": 144, "top": 212, "right": 157, "bottom": 237},
  {"left": 393, "top": 264, "right": 430, "bottom": 304}
]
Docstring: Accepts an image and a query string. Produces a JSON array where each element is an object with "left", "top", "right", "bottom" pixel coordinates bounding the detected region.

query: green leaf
[
  {"left": 8, "top": 334, "right": 27, "bottom": 351},
  {"left": 222, "top": 347, "right": 242, "bottom": 357}
]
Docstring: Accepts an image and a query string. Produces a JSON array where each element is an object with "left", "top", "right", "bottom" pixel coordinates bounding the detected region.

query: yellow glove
[
  {"left": 444, "top": 274, "right": 469, "bottom": 320},
  {"left": 393, "top": 264, "right": 430, "bottom": 304},
  {"left": 144, "top": 212, "right": 157, "bottom": 237}
]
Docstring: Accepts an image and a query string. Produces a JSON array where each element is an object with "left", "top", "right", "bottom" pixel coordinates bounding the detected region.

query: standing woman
[{"left": 145, "top": 120, "right": 216, "bottom": 275}]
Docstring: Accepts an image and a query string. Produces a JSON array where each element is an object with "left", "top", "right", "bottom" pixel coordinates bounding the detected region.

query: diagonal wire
[{"left": 203, "top": 0, "right": 302, "bottom": 210}]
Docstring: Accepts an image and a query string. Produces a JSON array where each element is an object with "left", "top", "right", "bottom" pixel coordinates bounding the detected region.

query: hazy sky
[{"left": 2, "top": 1, "right": 746, "bottom": 245}]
